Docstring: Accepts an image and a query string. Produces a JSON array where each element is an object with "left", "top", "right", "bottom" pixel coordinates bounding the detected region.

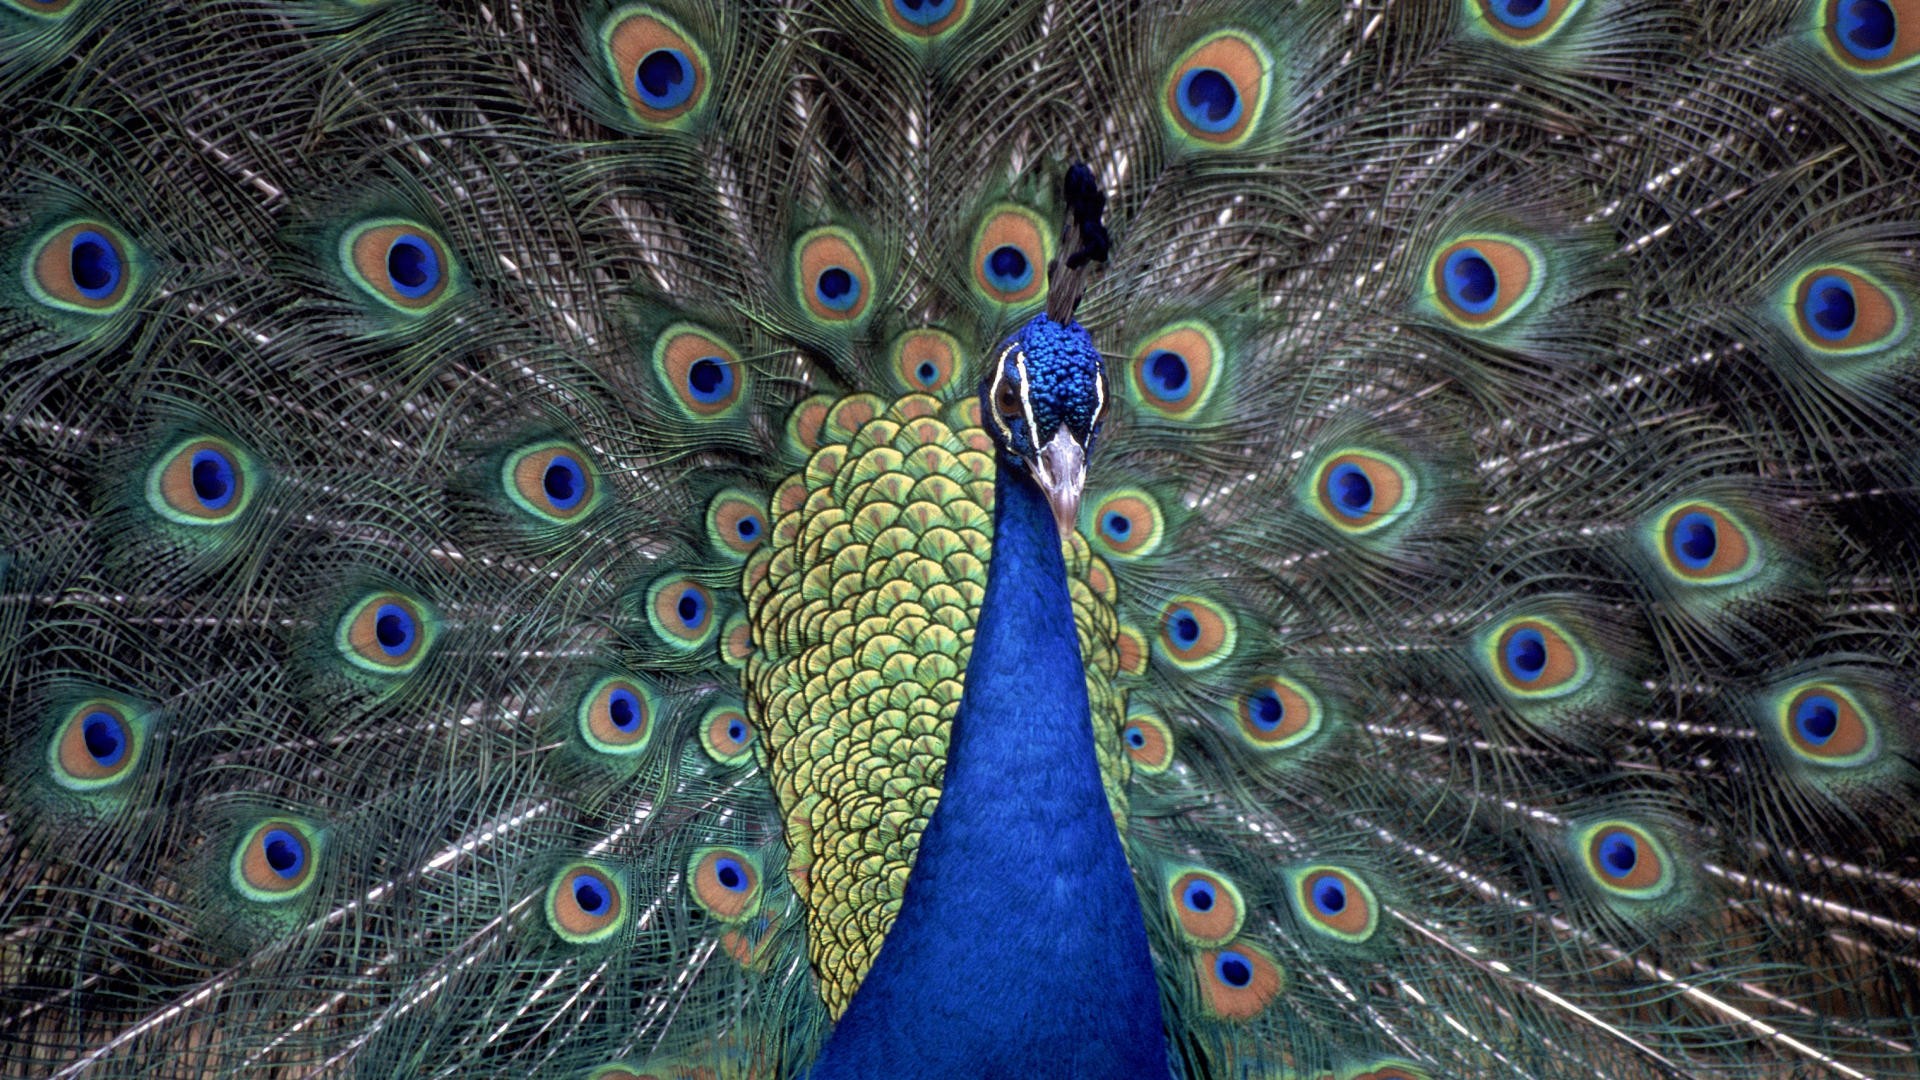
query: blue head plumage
[{"left": 980, "top": 313, "right": 1110, "bottom": 533}]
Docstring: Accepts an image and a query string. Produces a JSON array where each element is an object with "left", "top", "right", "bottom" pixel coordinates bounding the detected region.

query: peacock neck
[{"left": 808, "top": 455, "right": 1169, "bottom": 1078}]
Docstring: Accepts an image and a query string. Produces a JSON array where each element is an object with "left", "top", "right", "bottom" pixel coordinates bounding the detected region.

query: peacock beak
[{"left": 1030, "top": 426, "right": 1087, "bottom": 537}]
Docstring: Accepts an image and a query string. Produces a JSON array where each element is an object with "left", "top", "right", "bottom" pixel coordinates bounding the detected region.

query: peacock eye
[{"left": 994, "top": 377, "right": 1023, "bottom": 417}]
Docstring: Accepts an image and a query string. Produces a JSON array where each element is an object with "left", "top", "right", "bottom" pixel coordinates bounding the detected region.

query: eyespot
[
  {"left": 651, "top": 323, "right": 745, "bottom": 420},
  {"left": 504, "top": 441, "right": 599, "bottom": 523},
  {"left": 704, "top": 489, "right": 768, "bottom": 561},
  {"left": 231, "top": 820, "right": 320, "bottom": 902},
  {"left": 601, "top": 7, "right": 712, "bottom": 126},
  {"left": 1290, "top": 866, "right": 1378, "bottom": 944},
  {"left": 1428, "top": 235, "right": 1541, "bottom": 329},
  {"left": 27, "top": 220, "right": 136, "bottom": 314},
  {"left": 1156, "top": 596, "right": 1237, "bottom": 672},
  {"left": 1195, "top": 943, "right": 1283, "bottom": 1020},
  {"left": 49, "top": 698, "right": 147, "bottom": 791},
  {"left": 1775, "top": 681, "right": 1879, "bottom": 767},
  {"left": 146, "top": 437, "right": 256, "bottom": 526},
  {"left": 884, "top": 0, "right": 967, "bottom": 38},
  {"left": 1166, "top": 868, "right": 1245, "bottom": 946},
  {"left": 700, "top": 704, "right": 755, "bottom": 765},
  {"left": 1309, "top": 450, "right": 1417, "bottom": 535},
  {"left": 719, "top": 611, "right": 755, "bottom": 668},
  {"left": 1788, "top": 265, "right": 1906, "bottom": 355},
  {"left": 1087, "top": 490, "right": 1165, "bottom": 560},
  {"left": 970, "top": 205, "right": 1050, "bottom": 307},
  {"left": 339, "top": 220, "right": 455, "bottom": 313},
  {"left": 1474, "top": 0, "right": 1585, "bottom": 44},
  {"left": 1162, "top": 31, "right": 1272, "bottom": 149},
  {"left": 336, "top": 592, "right": 434, "bottom": 675},
  {"left": 1127, "top": 321, "right": 1222, "bottom": 418},
  {"left": 645, "top": 575, "right": 718, "bottom": 652},
  {"left": 1575, "top": 821, "right": 1673, "bottom": 900},
  {"left": 1652, "top": 501, "right": 1760, "bottom": 586},
  {"left": 690, "top": 848, "right": 761, "bottom": 922},
  {"left": 891, "top": 328, "right": 963, "bottom": 394},
  {"left": 793, "top": 227, "right": 874, "bottom": 325},
  {"left": 1820, "top": 0, "right": 1920, "bottom": 72},
  {"left": 1234, "top": 675, "right": 1321, "bottom": 750},
  {"left": 1485, "top": 616, "right": 1589, "bottom": 699},
  {"left": 1120, "top": 712, "right": 1172, "bottom": 774},
  {"left": 546, "top": 861, "right": 628, "bottom": 943},
  {"left": 578, "top": 676, "right": 654, "bottom": 756}
]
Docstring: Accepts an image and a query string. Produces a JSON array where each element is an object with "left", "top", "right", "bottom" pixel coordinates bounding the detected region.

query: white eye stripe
[
  {"left": 1010, "top": 350, "right": 1039, "bottom": 434},
  {"left": 986, "top": 341, "right": 1018, "bottom": 446}
]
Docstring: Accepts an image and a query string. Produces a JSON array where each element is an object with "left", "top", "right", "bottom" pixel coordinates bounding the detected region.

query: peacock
[{"left": 3, "top": 0, "right": 1919, "bottom": 1076}]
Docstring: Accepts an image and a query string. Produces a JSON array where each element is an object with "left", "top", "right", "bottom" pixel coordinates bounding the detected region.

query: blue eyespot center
[
  {"left": 573, "top": 874, "right": 610, "bottom": 915},
  {"left": 1796, "top": 695, "right": 1840, "bottom": 744},
  {"left": 893, "top": 0, "right": 957, "bottom": 25},
  {"left": 1249, "top": 690, "right": 1283, "bottom": 731},
  {"left": 385, "top": 235, "right": 440, "bottom": 298},
  {"left": 190, "top": 449, "right": 236, "bottom": 509},
  {"left": 816, "top": 267, "right": 860, "bottom": 310},
  {"left": 736, "top": 515, "right": 761, "bottom": 540},
  {"left": 636, "top": 48, "right": 694, "bottom": 108},
  {"left": 1327, "top": 463, "right": 1374, "bottom": 517},
  {"left": 1171, "top": 610, "right": 1201, "bottom": 647},
  {"left": 1806, "top": 275, "right": 1858, "bottom": 340},
  {"left": 1505, "top": 628, "right": 1547, "bottom": 681},
  {"left": 1124, "top": 725, "right": 1146, "bottom": 748},
  {"left": 607, "top": 689, "right": 641, "bottom": 732},
  {"left": 69, "top": 231, "right": 121, "bottom": 298},
  {"left": 1183, "top": 880, "right": 1217, "bottom": 912},
  {"left": 676, "top": 588, "right": 707, "bottom": 629},
  {"left": 81, "top": 711, "right": 127, "bottom": 765},
  {"left": 1597, "top": 832, "right": 1638, "bottom": 878},
  {"left": 915, "top": 361, "right": 939, "bottom": 385},
  {"left": 1215, "top": 951, "right": 1254, "bottom": 988},
  {"left": 714, "top": 858, "right": 748, "bottom": 891},
  {"left": 262, "top": 829, "right": 304, "bottom": 878},
  {"left": 727, "top": 719, "right": 747, "bottom": 743},
  {"left": 1312, "top": 877, "right": 1347, "bottom": 916},
  {"left": 1490, "top": 0, "right": 1549, "bottom": 29},
  {"left": 374, "top": 604, "right": 415, "bottom": 656},
  {"left": 1444, "top": 248, "right": 1498, "bottom": 314},
  {"left": 686, "top": 356, "right": 734, "bottom": 403},
  {"left": 1672, "top": 511, "right": 1717, "bottom": 569},
  {"left": 1838, "top": 0, "right": 1897, "bottom": 60},
  {"left": 985, "top": 245, "right": 1033, "bottom": 291},
  {"left": 1143, "top": 350, "right": 1190, "bottom": 400},
  {"left": 1178, "top": 68, "right": 1242, "bottom": 132},
  {"left": 542, "top": 455, "right": 585, "bottom": 510}
]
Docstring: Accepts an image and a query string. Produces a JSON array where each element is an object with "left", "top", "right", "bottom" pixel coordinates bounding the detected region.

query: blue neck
[{"left": 810, "top": 457, "right": 1169, "bottom": 1079}]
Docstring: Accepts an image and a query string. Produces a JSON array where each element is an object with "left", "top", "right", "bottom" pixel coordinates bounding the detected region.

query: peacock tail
[{"left": 3, "top": 0, "right": 1919, "bottom": 1077}]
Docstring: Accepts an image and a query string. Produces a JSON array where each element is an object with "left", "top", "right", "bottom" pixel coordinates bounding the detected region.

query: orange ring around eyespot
[
  {"left": 795, "top": 229, "right": 873, "bottom": 323},
  {"left": 1164, "top": 32, "right": 1269, "bottom": 147},
  {"left": 1474, "top": 0, "right": 1580, "bottom": 44},
  {"left": 1822, "top": 0, "right": 1920, "bottom": 71},
  {"left": 971, "top": 206, "right": 1050, "bottom": 305},
  {"left": 606, "top": 10, "right": 709, "bottom": 125},
  {"left": 1793, "top": 265, "right": 1901, "bottom": 352}
]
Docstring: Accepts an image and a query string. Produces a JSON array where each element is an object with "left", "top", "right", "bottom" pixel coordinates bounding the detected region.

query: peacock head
[{"left": 981, "top": 312, "right": 1110, "bottom": 535}]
